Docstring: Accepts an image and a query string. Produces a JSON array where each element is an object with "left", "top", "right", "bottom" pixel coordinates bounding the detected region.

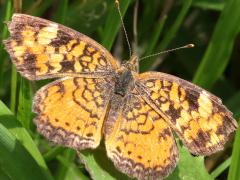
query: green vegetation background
[{"left": 0, "top": 0, "right": 240, "bottom": 179}]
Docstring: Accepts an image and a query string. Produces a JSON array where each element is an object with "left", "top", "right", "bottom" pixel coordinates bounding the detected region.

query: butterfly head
[{"left": 122, "top": 55, "right": 139, "bottom": 73}]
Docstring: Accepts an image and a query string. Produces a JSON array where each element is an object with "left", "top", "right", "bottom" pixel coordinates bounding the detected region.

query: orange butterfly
[{"left": 4, "top": 13, "right": 238, "bottom": 180}]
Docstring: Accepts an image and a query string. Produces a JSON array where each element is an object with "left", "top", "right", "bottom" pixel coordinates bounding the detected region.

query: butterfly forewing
[
  {"left": 136, "top": 72, "right": 238, "bottom": 155},
  {"left": 4, "top": 13, "right": 119, "bottom": 80}
]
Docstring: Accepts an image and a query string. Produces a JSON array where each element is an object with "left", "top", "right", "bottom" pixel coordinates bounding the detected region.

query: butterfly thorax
[
  {"left": 113, "top": 55, "right": 139, "bottom": 97},
  {"left": 114, "top": 69, "right": 134, "bottom": 97}
]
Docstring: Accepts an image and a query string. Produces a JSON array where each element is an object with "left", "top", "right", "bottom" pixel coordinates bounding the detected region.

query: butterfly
[{"left": 4, "top": 13, "right": 238, "bottom": 180}]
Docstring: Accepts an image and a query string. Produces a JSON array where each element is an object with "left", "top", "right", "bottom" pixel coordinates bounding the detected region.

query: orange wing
[
  {"left": 4, "top": 13, "right": 119, "bottom": 80},
  {"left": 136, "top": 72, "right": 238, "bottom": 155},
  {"left": 104, "top": 93, "right": 178, "bottom": 180},
  {"left": 33, "top": 77, "right": 113, "bottom": 149}
]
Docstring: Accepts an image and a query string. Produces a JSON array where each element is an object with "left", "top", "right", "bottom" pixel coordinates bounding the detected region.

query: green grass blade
[
  {"left": 0, "top": 123, "right": 47, "bottom": 180},
  {"left": 17, "top": 78, "right": 33, "bottom": 131},
  {"left": 226, "top": 91, "right": 240, "bottom": 116},
  {"left": 10, "top": 65, "right": 17, "bottom": 113},
  {"left": 228, "top": 121, "right": 240, "bottom": 180},
  {"left": 44, "top": 146, "right": 65, "bottom": 162},
  {"left": 55, "top": 149, "right": 76, "bottom": 180},
  {"left": 192, "top": 0, "right": 224, "bottom": 11},
  {"left": 144, "top": 15, "right": 167, "bottom": 56},
  {"left": 158, "top": 0, "right": 192, "bottom": 51},
  {"left": 0, "top": 0, "right": 12, "bottom": 88},
  {"left": 27, "top": 0, "right": 54, "bottom": 16},
  {"left": 140, "top": 16, "right": 167, "bottom": 72},
  {"left": 193, "top": 0, "right": 240, "bottom": 88},
  {"left": 141, "top": 0, "right": 192, "bottom": 71},
  {"left": 167, "top": 147, "right": 213, "bottom": 180},
  {"left": 0, "top": 100, "right": 54, "bottom": 180},
  {"left": 79, "top": 146, "right": 131, "bottom": 180},
  {"left": 54, "top": 0, "right": 68, "bottom": 24},
  {"left": 0, "top": 167, "right": 11, "bottom": 180},
  {"left": 138, "top": 0, "right": 161, "bottom": 38},
  {"left": 64, "top": 0, "right": 109, "bottom": 35},
  {"left": 211, "top": 157, "right": 231, "bottom": 179},
  {"left": 63, "top": 162, "right": 89, "bottom": 180},
  {"left": 101, "top": 0, "right": 131, "bottom": 50}
]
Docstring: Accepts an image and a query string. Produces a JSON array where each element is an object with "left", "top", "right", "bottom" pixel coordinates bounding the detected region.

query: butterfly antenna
[
  {"left": 139, "top": 44, "right": 195, "bottom": 61},
  {"left": 115, "top": 0, "right": 132, "bottom": 58},
  {"left": 133, "top": 0, "right": 139, "bottom": 53}
]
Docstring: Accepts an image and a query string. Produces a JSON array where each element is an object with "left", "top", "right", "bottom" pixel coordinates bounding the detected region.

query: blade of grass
[
  {"left": 141, "top": 0, "right": 192, "bottom": 71},
  {"left": 17, "top": 78, "right": 33, "bottom": 131},
  {"left": 0, "top": 100, "right": 54, "bottom": 180},
  {"left": 193, "top": 0, "right": 240, "bottom": 88},
  {"left": 26, "top": 0, "right": 54, "bottom": 16},
  {"left": 158, "top": 0, "right": 192, "bottom": 52},
  {"left": 192, "top": 1, "right": 224, "bottom": 11},
  {"left": 226, "top": 91, "right": 240, "bottom": 116},
  {"left": 140, "top": 15, "right": 167, "bottom": 72},
  {"left": 138, "top": 0, "right": 162, "bottom": 39},
  {"left": 43, "top": 146, "right": 65, "bottom": 162},
  {"left": 63, "top": 162, "right": 89, "bottom": 180},
  {"left": 56, "top": 151, "right": 89, "bottom": 180},
  {"left": 101, "top": 0, "right": 131, "bottom": 50},
  {"left": 10, "top": 0, "right": 23, "bottom": 114},
  {"left": 79, "top": 145, "right": 131, "bottom": 180},
  {"left": 65, "top": 0, "right": 110, "bottom": 34},
  {"left": 54, "top": 0, "right": 69, "bottom": 24},
  {"left": 0, "top": 167, "right": 11, "bottom": 180},
  {"left": 144, "top": 15, "right": 167, "bottom": 56},
  {"left": 167, "top": 145, "right": 212, "bottom": 180},
  {"left": 227, "top": 120, "right": 240, "bottom": 180},
  {"left": 55, "top": 149, "right": 76, "bottom": 180},
  {"left": 10, "top": 65, "right": 17, "bottom": 113},
  {"left": 0, "top": 0, "right": 12, "bottom": 89},
  {"left": 0, "top": 123, "right": 49, "bottom": 180},
  {"left": 211, "top": 157, "right": 231, "bottom": 179}
]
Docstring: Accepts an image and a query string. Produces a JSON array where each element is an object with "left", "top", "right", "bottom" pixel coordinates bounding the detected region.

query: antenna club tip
[{"left": 187, "top": 44, "right": 195, "bottom": 48}]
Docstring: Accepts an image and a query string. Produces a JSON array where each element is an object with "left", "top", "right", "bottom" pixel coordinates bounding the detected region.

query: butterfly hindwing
[
  {"left": 136, "top": 72, "right": 238, "bottom": 155},
  {"left": 104, "top": 93, "right": 178, "bottom": 180},
  {"left": 33, "top": 77, "right": 114, "bottom": 149}
]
